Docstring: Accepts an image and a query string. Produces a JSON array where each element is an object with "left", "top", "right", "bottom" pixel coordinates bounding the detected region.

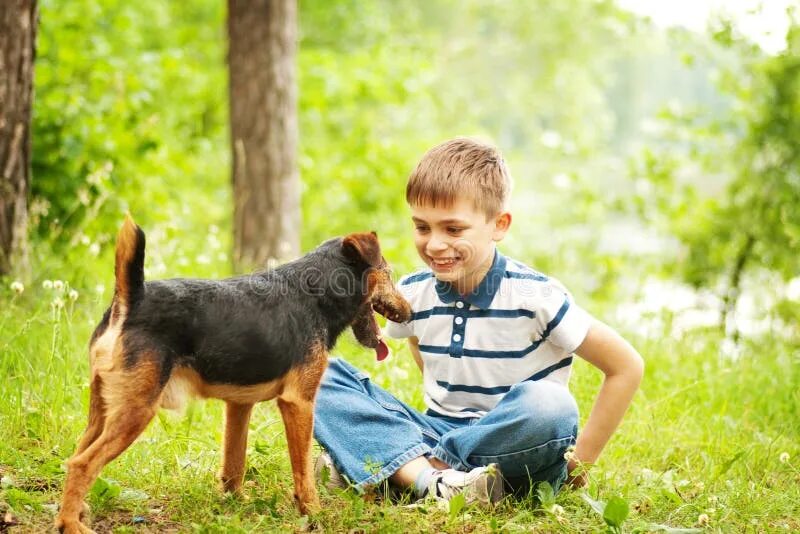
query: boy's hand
[{"left": 565, "top": 457, "right": 588, "bottom": 488}]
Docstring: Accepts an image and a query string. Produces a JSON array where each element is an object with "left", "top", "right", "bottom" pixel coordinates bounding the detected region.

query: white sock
[{"left": 414, "top": 467, "right": 439, "bottom": 497}]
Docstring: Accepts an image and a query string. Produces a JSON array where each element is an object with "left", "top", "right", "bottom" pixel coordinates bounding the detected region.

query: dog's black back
[{"left": 104, "top": 238, "right": 370, "bottom": 386}]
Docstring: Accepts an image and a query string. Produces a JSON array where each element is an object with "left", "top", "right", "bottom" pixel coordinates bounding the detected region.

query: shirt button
[
  {"left": 453, "top": 334, "right": 462, "bottom": 342},
  {"left": 455, "top": 317, "right": 464, "bottom": 325},
  {"left": 455, "top": 301, "right": 464, "bottom": 309}
]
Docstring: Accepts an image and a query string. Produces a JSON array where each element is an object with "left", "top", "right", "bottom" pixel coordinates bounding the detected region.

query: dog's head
[{"left": 342, "top": 232, "right": 412, "bottom": 360}]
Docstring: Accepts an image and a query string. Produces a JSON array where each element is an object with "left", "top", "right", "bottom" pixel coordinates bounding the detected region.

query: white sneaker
[
  {"left": 314, "top": 451, "right": 347, "bottom": 490},
  {"left": 426, "top": 463, "right": 504, "bottom": 507}
]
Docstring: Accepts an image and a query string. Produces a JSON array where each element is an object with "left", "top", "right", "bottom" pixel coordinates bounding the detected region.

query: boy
[{"left": 313, "top": 138, "right": 644, "bottom": 504}]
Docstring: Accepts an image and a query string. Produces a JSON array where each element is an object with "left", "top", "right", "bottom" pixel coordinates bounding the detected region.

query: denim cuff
[
  {"left": 429, "top": 446, "right": 471, "bottom": 472},
  {"left": 353, "top": 443, "right": 431, "bottom": 492}
]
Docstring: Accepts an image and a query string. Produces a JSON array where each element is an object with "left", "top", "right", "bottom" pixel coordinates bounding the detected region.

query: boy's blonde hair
[{"left": 406, "top": 137, "right": 511, "bottom": 219}]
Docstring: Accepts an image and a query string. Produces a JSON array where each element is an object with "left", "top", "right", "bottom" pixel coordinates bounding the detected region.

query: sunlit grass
[{"left": 1, "top": 265, "right": 799, "bottom": 532}]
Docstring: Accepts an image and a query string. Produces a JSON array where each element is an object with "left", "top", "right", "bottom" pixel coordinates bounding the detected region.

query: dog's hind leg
[
  {"left": 220, "top": 401, "right": 254, "bottom": 493},
  {"left": 74, "top": 377, "right": 106, "bottom": 456},
  {"left": 277, "top": 343, "right": 328, "bottom": 515},
  {"left": 56, "top": 359, "right": 163, "bottom": 534}
]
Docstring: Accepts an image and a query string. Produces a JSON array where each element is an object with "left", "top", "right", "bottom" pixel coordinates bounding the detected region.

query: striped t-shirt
[{"left": 384, "top": 250, "right": 591, "bottom": 419}]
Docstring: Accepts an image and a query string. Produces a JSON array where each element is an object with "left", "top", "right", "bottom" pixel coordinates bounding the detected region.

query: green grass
[{"left": 1, "top": 273, "right": 799, "bottom": 533}]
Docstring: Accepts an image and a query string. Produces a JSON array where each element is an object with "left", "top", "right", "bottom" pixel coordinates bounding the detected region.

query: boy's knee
[
  {"left": 320, "top": 357, "right": 369, "bottom": 392},
  {"left": 324, "top": 357, "right": 357, "bottom": 380},
  {"left": 509, "top": 380, "right": 578, "bottom": 437}
]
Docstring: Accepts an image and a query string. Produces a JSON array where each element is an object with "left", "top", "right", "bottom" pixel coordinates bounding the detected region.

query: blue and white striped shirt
[{"left": 385, "top": 250, "right": 591, "bottom": 419}]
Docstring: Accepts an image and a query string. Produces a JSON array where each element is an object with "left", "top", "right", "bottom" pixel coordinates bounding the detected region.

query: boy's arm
[
  {"left": 569, "top": 318, "right": 644, "bottom": 486},
  {"left": 408, "top": 336, "right": 424, "bottom": 371}
]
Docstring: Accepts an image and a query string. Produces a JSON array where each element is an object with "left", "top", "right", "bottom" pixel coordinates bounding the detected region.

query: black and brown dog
[{"left": 56, "top": 216, "right": 411, "bottom": 533}]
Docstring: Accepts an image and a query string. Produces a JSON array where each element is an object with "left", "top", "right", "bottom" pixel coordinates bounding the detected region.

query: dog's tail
[{"left": 113, "top": 214, "right": 146, "bottom": 319}]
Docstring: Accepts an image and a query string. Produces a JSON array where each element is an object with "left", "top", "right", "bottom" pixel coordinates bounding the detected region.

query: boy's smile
[{"left": 411, "top": 198, "right": 511, "bottom": 295}]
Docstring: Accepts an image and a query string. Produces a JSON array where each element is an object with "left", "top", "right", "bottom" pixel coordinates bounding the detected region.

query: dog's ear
[{"left": 342, "top": 232, "right": 382, "bottom": 267}]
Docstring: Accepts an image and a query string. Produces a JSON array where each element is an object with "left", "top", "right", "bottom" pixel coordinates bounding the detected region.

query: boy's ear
[
  {"left": 342, "top": 232, "right": 382, "bottom": 267},
  {"left": 492, "top": 212, "right": 512, "bottom": 242}
]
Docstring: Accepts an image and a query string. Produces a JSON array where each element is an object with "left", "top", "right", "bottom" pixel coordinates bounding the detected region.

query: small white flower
[
  {"left": 77, "top": 188, "right": 91, "bottom": 206},
  {"left": 51, "top": 298, "right": 65, "bottom": 310},
  {"left": 563, "top": 448, "right": 577, "bottom": 462},
  {"left": 89, "top": 243, "right": 101, "bottom": 256},
  {"left": 53, "top": 280, "right": 64, "bottom": 291},
  {"left": 68, "top": 289, "right": 79, "bottom": 301},
  {"left": 80, "top": 234, "right": 91, "bottom": 245},
  {"left": 95, "top": 284, "right": 105, "bottom": 294},
  {"left": 43, "top": 280, "right": 54, "bottom": 290},
  {"left": 697, "top": 513, "right": 710, "bottom": 526},
  {"left": 10, "top": 281, "right": 24, "bottom": 295},
  {"left": 779, "top": 452, "right": 790, "bottom": 463},
  {"left": 549, "top": 504, "right": 565, "bottom": 516}
]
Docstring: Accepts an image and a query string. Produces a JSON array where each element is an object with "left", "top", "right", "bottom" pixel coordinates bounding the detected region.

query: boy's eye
[
  {"left": 447, "top": 227, "right": 464, "bottom": 234},
  {"left": 415, "top": 225, "right": 430, "bottom": 233}
]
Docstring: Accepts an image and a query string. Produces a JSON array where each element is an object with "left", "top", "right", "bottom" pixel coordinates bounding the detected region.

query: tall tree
[
  {"left": 0, "top": 0, "right": 37, "bottom": 276},
  {"left": 228, "top": 0, "right": 299, "bottom": 271}
]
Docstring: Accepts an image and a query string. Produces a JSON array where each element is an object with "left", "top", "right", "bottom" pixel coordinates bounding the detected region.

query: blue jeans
[{"left": 313, "top": 358, "right": 578, "bottom": 494}]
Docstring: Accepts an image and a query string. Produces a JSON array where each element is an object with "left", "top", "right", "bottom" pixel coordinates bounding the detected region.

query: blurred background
[{"left": 3, "top": 0, "right": 798, "bottom": 347}]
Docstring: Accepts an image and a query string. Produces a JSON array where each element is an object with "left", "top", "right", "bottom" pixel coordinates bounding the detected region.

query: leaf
[
  {"left": 603, "top": 496, "right": 629, "bottom": 528},
  {"left": 448, "top": 492, "right": 466, "bottom": 521},
  {"left": 90, "top": 477, "right": 121, "bottom": 503},
  {"left": 119, "top": 488, "right": 149, "bottom": 502},
  {"left": 581, "top": 491, "right": 606, "bottom": 516},
  {"left": 319, "top": 464, "right": 331, "bottom": 487},
  {"left": 535, "top": 481, "right": 556, "bottom": 508}
]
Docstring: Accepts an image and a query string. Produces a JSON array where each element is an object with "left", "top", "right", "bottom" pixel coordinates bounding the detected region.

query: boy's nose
[{"left": 426, "top": 235, "right": 449, "bottom": 253}]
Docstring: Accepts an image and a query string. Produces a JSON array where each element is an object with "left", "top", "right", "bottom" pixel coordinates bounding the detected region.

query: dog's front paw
[{"left": 55, "top": 517, "right": 96, "bottom": 534}]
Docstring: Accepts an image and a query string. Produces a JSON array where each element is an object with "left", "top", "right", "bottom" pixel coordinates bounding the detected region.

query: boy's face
[{"left": 411, "top": 197, "right": 511, "bottom": 294}]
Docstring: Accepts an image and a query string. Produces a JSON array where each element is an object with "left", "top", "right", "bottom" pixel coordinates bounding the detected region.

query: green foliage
[
  {"left": 31, "top": 0, "right": 229, "bottom": 271},
  {"left": 603, "top": 495, "right": 629, "bottom": 531},
  {"left": 629, "top": 10, "right": 800, "bottom": 299},
  {"left": 447, "top": 492, "right": 465, "bottom": 522},
  {"left": 89, "top": 477, "right": 121, "bottom": 509}
]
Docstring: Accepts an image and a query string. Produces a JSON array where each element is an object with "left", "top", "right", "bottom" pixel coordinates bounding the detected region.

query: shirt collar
[{"left": 434, "top": 249, "right": 507, "bottom": 309}]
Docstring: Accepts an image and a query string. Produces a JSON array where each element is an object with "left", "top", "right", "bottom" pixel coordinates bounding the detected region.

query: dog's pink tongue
[{"left": 376, "top": 339, "right": 389, "bottom": 361}]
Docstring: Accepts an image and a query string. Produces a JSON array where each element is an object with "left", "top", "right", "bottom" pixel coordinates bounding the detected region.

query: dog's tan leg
[
  {"left": 277, "top": 344, "right": 328, "bottom": 515},
  {"left": 56, "top": 361, "right": 162, "bottom": 534},
  {"left": 56, "top": 403, "right": 157, "bottom": 533},
  {"left": 220, "top": 401, "right": 254, "bottom": 493},
  {"left": 277, "top": 397, "right": 319, "bottom": 514},
  {"left": 74, "top": 377, "right": 106, "bottom": 456}
]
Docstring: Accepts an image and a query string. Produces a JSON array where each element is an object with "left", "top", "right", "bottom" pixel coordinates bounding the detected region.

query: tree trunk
[
  {"left": 0, "top": 0, "right": 37, "bottom": 276},
  {"left": 227, "top": 0, "right": 299, "bottom": 272},
  {"left": 721, "top": 233, "right": 755, "bottom": 343}
]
